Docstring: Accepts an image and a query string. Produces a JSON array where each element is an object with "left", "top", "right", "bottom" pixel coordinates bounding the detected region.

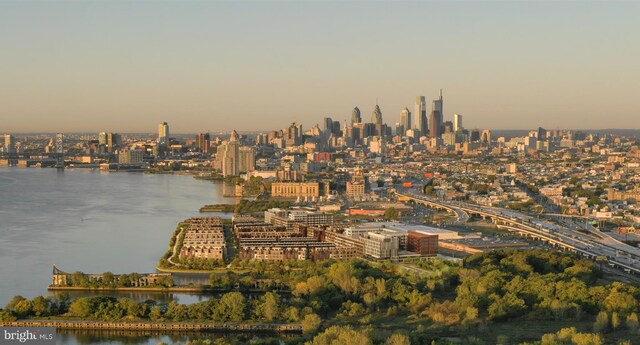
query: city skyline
[{"left": 2, "top": 2, "right": 640, "bottom": 132}]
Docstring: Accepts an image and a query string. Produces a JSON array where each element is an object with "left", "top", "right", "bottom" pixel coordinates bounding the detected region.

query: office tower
[
  {"left": 433, "top": 89, "right": 443, "bottom": 119},
  {"left": 332, "top": 121, "right": 341, "bottom": 136},
  {"left": 4, "top": 134, "right": 15, "bottom": 154},
  {"left": 158, "top": 122, "right": 169, "bottom": 146},
  {"left": 537, "top": 127, "right": 547, "bottom": 141},
  {"left": 400, "top": 107, "right": 411, "bottom": 135},
  {"left": 98, "top": 132, "right": 108, "bottom": 146},
  {"left": 470, "top": 129, "right": 481, "bottom": 142},
  {"left": 415, "top": 96, "right": 427, "bottom": 135},
  {"left": 454, "top": 114, "right": 463, "bottom": 131},
  {"left": 351, "top": 107, "right": 362, "bottom": 124},
  {"left": 323, "top": 117, "right": 333, "bottom": 132},
  {"left": 371, "top": 104, "right": 383, "bottom": 125},
  {"left": 443, "top": 121, "right": 454, "bottom": 134},
  {"left": 481, "top": 130, "right": 492, "bottom": 143},
  {"left": 429, "top": 110, "right": 442, "bottom": 138},
  {"left": 108, "top": 133, "right": 121, "bottom": 148},
  {"left": 196, "top": 132, "right": 211, "bottom": 153}
]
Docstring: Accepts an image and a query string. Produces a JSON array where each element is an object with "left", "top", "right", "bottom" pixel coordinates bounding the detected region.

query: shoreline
[{"left": 0, "top": 320, "right": 301, "bottom": 333}]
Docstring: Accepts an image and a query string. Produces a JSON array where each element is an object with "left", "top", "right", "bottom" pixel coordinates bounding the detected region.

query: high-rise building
[
  {"left": 158, "top": 122, "right": 169, "bottom": 146},
  {"left": 239, "top": 146, "right": 256, "bottom": 173},
  {"left": 118, "top": 148, "right": 144, "bottom": 164},
  {"left": 400, "top": 107, "right": 411, "bottom": 135},
  {"left": 537, "top": 127, "right": 547, "bottom": 141},
  {"left": 323, "top": 117, "right": 333, "bottom": 133},
  {"left": 371, "top": 104, "right": 383, "bottom": 125},
  {"left": 415, "top": 96, "right": 427, "bottom": 135},
  {"left": 217, "top": 130, "right": 240, "bottom": 177},
  {"left": 433, "top": 89, "right": 443, "bottom": 120},
  {"left": 3, "top": 134, "right": 15, "bottom": 154},
  {"left": 196, "top": 133, "right": 211, "bottom": 153},
  {"left": 351, "top": 107, "right": 362, "bottom": 124},
  {"left": 429, "top": 110, "right": 442, "bottom": 138},
  {"left": 454, "top": 114, "right": 463, "bottom": 131},
  {"left": 215, "top": 130, "right": 255, "bottom": 177}
]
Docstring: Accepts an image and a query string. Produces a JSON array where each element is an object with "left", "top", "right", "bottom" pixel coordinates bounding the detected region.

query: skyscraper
[
  {"left": 415, "top": 96, "right": 428, "bottom": 136},
  {"left": 454, "top": 114, "right": 463, "bottom": 131},
  {"left": 351, "top": 107, "right": 362, "bottom": 124},
  {"left": 3, "top": 134, "right": 15, "bottom": 154},
  {"left": 371, "top": 104, "right": 383, "bottom": 125},
  {"left": 429, "top": 90, "right": 444, "bottom": 138},
  {"left": 323, "top": 117, "right": 333, "bottom": 132},
  {"left": 158, "top": 122, "right": 169, "bottom": 146},
  {"left": 400, "top": 107, "right": 411, "bottom": 135},
  {"left": 429, "top": 110, "right": 442, "bottom": 139}
]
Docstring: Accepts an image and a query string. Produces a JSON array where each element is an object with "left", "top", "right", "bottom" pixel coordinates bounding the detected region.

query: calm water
[{"left": 0, "top": 167, "right": 238, "bottom": 307}]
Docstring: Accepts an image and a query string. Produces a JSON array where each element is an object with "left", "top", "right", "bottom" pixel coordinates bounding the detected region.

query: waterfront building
[
  {"left": 158, "top": 122, "right": 169, "bottom": 146},
  {"left": 271, "top": 182, "right": 320, "bottom": 198},
  {"left": 3, "top": 134, "right": 15, "bottom": 154},
  {"left": 51, "top": 266, "right": 172, "bottom": 287},
  {"left": 179, "top": 217, "right": 226, "bottom": 261},
  {"left": 264, "top": 208, "right": 333, "bottom": 229},
  {"left": 117, "top": 148, "right": 144, "bottom": 164}
]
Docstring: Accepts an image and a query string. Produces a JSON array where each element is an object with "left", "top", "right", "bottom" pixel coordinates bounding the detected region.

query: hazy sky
[{"left": 1, "top": 1, "right": 639, "bottom": 133}]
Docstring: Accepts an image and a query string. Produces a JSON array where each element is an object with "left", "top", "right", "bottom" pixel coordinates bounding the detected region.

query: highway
[{"left": 396, "top": 190, "right": 640, "bottom": 276}]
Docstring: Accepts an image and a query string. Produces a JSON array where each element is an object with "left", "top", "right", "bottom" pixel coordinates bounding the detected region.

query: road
[{"left": 396, "top": 190, "right": 640, "bottom": 276}]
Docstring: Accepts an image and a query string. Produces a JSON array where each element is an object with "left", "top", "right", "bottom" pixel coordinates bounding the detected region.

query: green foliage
[
  {"left": 384, "top": 208, "right": 399, "bottom": 220},
  {"left": 301, "top": 313, "right": 322, "bottom": 334},
  {"left": 306, "top": 325, "right": 372, "bottom": 345},
  {"left": 233, "top": 199, "right": 292, "bottom": 214}
]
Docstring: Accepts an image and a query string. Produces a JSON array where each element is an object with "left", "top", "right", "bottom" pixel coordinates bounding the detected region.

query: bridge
[{"left": 395, "top": 190, "right": 640, "bottom": 276}]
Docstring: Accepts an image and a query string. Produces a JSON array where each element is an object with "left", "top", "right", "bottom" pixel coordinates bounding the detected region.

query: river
[{"left": 0, "top": 167, "right": 257, "bottom": 343}]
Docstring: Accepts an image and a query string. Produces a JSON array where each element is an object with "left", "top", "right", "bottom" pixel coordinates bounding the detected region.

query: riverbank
[
  {"left": 47, "top": 286, "right": 209, "bottom": 293},
  {"left": 0, "top": 320, "right": 301, "bottom": 333}
]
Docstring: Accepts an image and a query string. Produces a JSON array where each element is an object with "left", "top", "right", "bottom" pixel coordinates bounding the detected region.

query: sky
[{"left": 1, "top": 1, "right": 639, "bottom": 134}]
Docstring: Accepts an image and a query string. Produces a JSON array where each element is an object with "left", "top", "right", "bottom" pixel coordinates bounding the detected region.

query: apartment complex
[{"left": 179, "top": 217, "right": 226, "bottom": 261}]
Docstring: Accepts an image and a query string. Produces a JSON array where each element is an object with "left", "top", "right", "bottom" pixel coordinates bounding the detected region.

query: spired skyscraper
[
  {"left": 351, "top": 107, "right": 362, "bottom": 124},
  {"left": 158, "top": 122, "right": 169, "bottom": 146},
  {"left": 371, "top": 104, "right": 383, "bottom": 125},
  {"left": 399, "top": 107, "right": 411, "bottom": 135},
  {"left": 415, "top": 96, "right": 427, "bottom": 136}
]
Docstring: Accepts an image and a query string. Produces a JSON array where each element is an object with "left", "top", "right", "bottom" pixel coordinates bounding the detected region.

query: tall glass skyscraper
[{"left": 415, "top": 96, "right": 427, "bottom": 136}]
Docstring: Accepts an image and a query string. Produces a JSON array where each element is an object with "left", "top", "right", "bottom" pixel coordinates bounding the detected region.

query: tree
[
  {"left": 32, "top": 296, "right": 50, "bottom": 317},
  {"left": 262, "top": 292, "right": 279, "bottom": 322},
  {"left": 214, "top": 292, "right": 246, "bottom": 322},
  {"left": 166, "top": 301, "right": 188, "bottom": 321},
  {"left": 385, "top": 333, "right": 411, "bottom": 345},
  {"left": 301, "top": 313, "right": 322, "bottom": 334},
  {"left": 307, "top": 325, "right": 372, "bottom": 345},
  {"left": 149, "top": 305, "right": 164, "bottom": 321},
  {"left": 611, "top": 312, "right": 621, "bottom": 330},
  {"left": 626, "top": 312, "right": 639, "bottom": 332},
  {"left": 593, "top": 311, "right": 609, "bottom": 333},
  {"left": 384, "top": 208, "right": 399, "bottom": 220},
  {"left": 68, "top": 298, "right": 94, "bottom": 318}
]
